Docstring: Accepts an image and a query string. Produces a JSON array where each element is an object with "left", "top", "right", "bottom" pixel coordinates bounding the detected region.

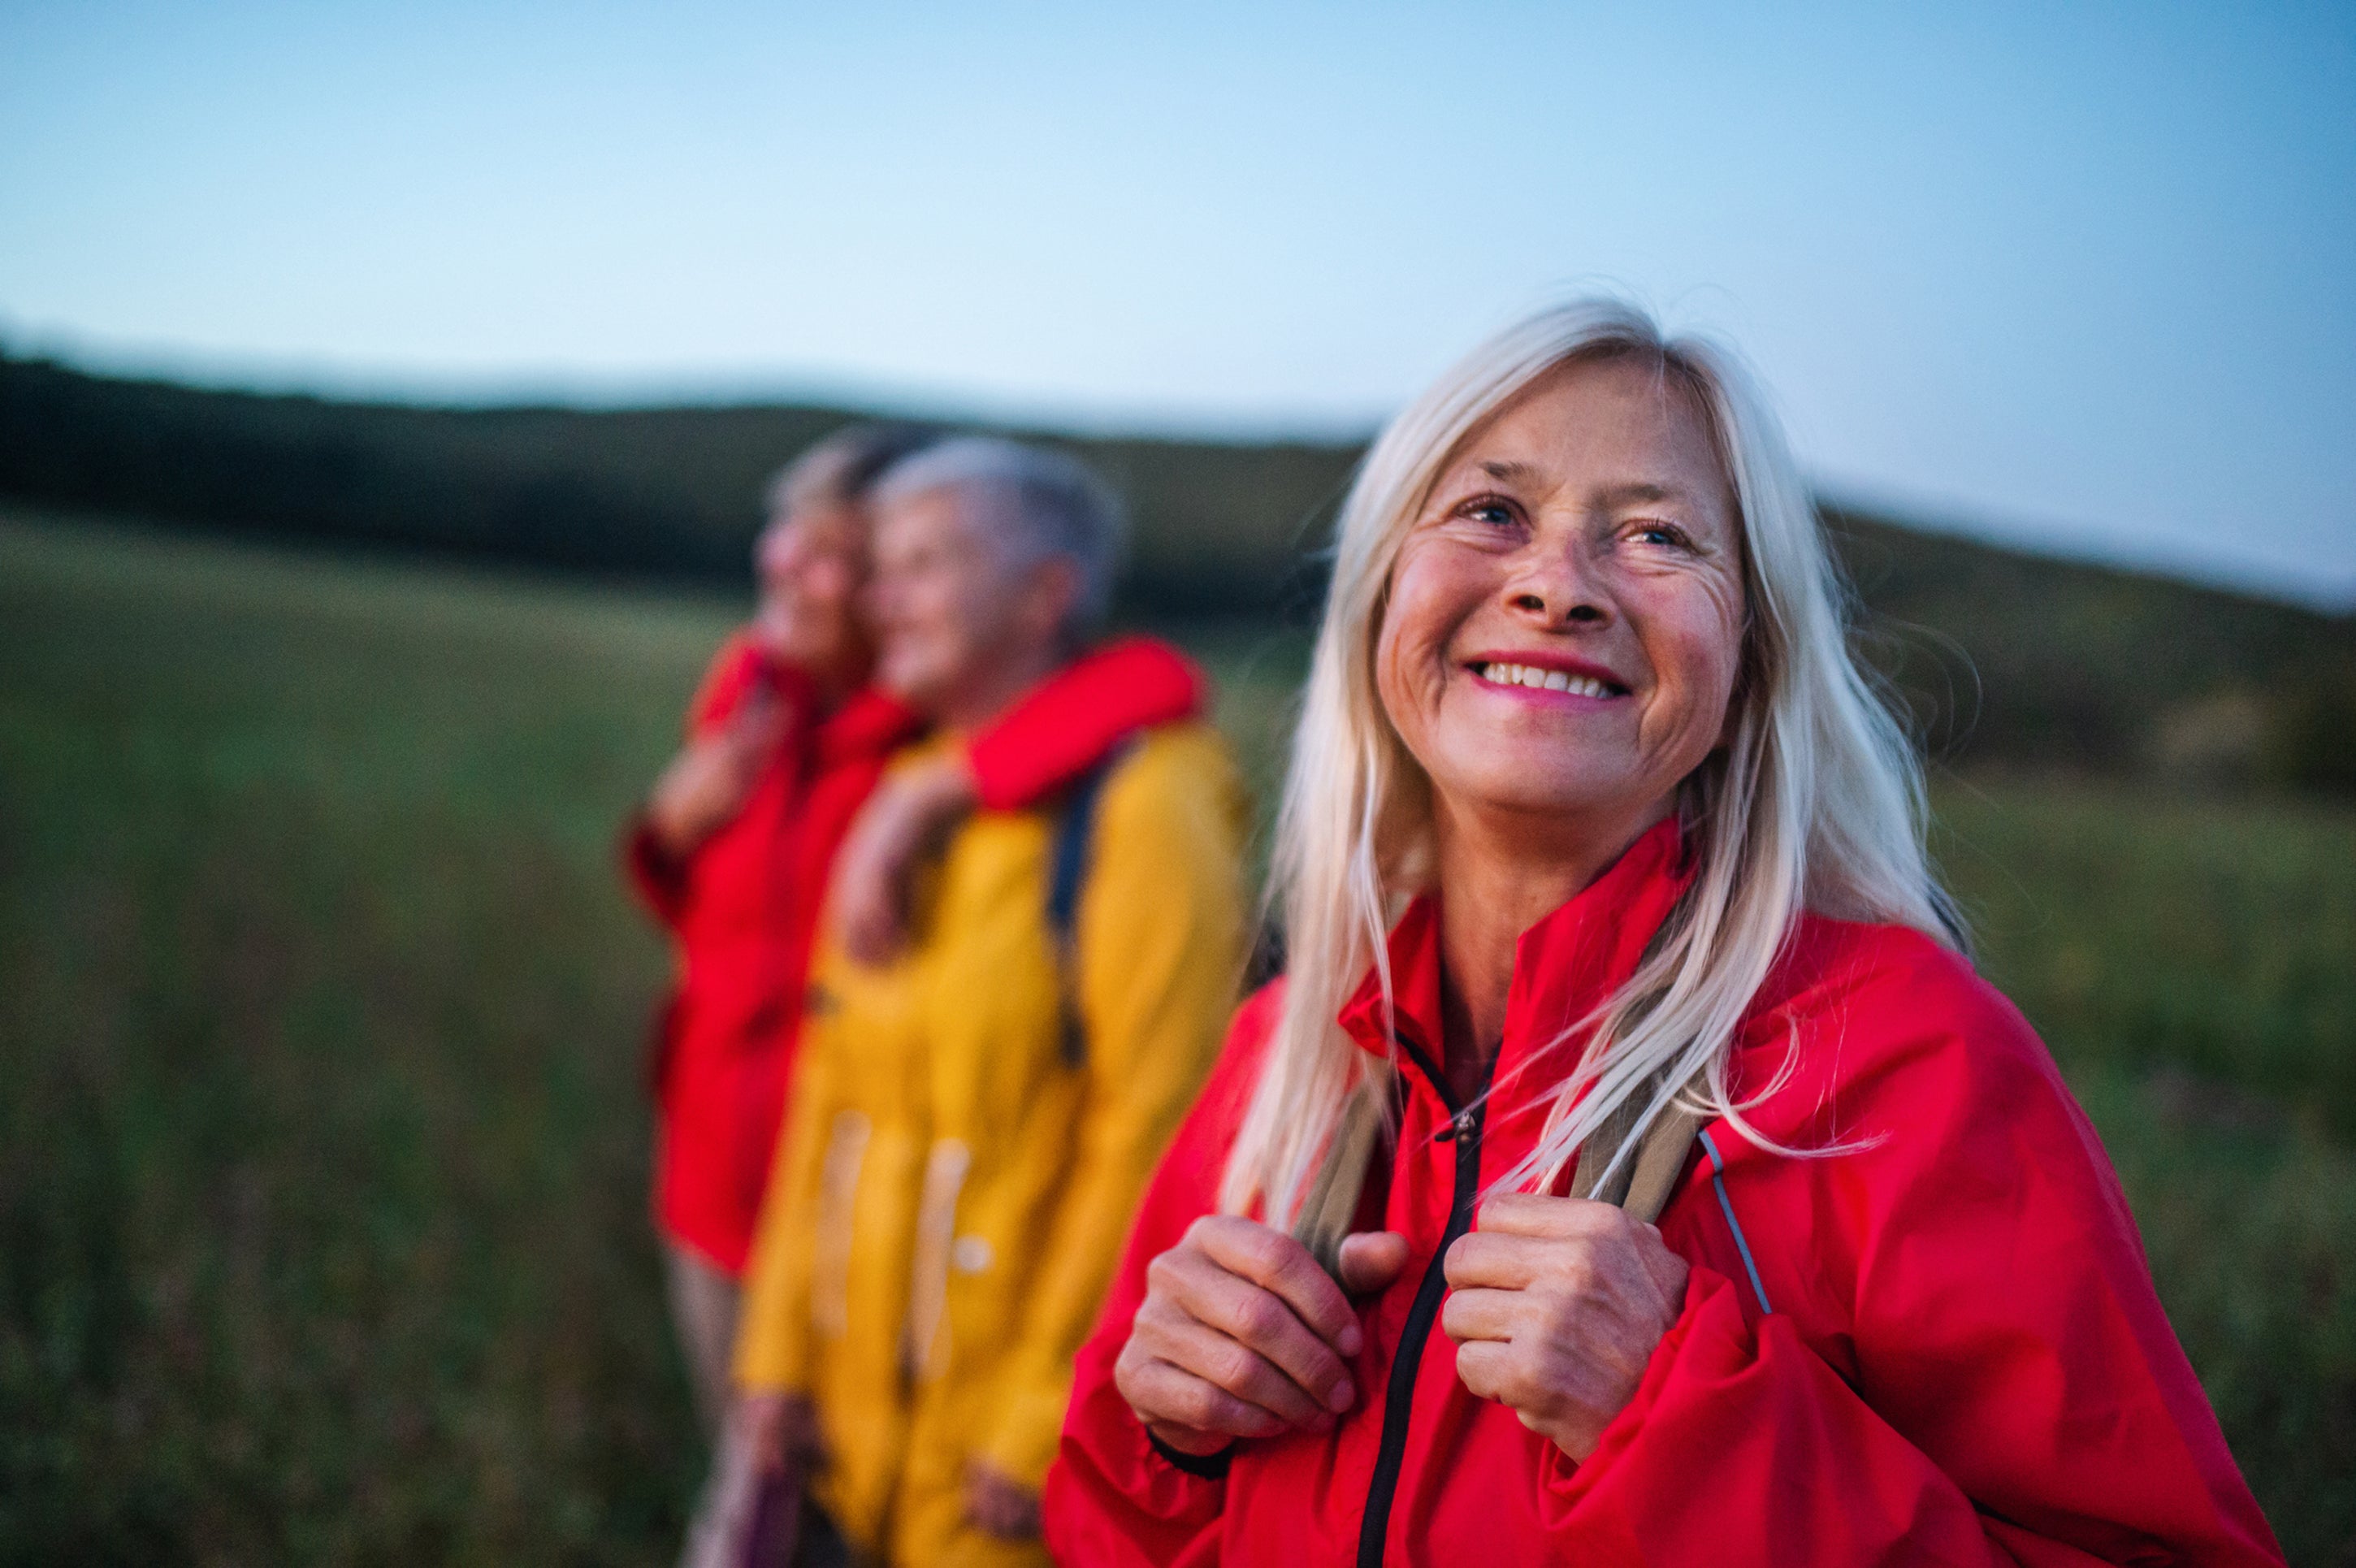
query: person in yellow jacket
[{"left": 730, "top": 437, "right": 1247, "bottom": 1568}]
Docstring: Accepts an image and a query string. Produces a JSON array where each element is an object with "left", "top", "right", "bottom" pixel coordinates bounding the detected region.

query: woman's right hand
[
  {"left": 644, "top": 686, "right": 786, "bottom": 859},
  {"left": 1115, "top": 1217, "right": 1410, "bottom": 1456}
]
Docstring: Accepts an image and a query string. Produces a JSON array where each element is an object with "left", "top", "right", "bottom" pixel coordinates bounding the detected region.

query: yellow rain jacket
[{"left": 734, "top": 719, "right": 1246, "bottom": 1568}]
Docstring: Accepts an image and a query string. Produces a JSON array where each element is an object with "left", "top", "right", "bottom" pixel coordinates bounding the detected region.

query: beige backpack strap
[
  {"left": 1293, "top": 1070, "right": 1704, "bottom": 1280},
  {"left": 1290, "top": 1083, "right": 1384, "bottom": 1282},
  {"left": 1570, "top": 1072, "right": 1705, "bottom": 1225}
]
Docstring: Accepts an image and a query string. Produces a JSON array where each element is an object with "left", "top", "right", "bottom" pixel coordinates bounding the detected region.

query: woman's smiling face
[{"left": 1374, "top": 353, "right": 1748, "bottom": 846}]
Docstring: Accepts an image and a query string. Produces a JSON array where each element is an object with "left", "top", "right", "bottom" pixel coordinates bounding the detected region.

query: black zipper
[{"left": 1356, "top": 1037, "right": 1494, "bottom": 1568}]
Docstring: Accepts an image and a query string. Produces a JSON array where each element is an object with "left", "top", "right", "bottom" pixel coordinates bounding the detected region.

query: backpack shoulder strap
[
  {"left": 1046, "top": 747, "right": 1127, "bottom": 1068},
  {"left": 1291, "top": 1083, "right": 1385, "bottom": 1281},
  {"left": 1570, "top": 1072, "right": 1706, "bottom": 1225},
  {"left": 1292, "top": 881, "right": 1707, "bottom": 1277},
  {"left": 1294, "top": 1076, "right": 1700, "bottom": 1283}
]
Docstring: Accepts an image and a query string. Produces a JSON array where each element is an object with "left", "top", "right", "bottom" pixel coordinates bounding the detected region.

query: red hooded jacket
[
  {"left": 626, "top": 633, "right": 1205, "bottom": 1276},
  {"left": 1046, "top": 820, "right": 2282, "bottom": 1566}
]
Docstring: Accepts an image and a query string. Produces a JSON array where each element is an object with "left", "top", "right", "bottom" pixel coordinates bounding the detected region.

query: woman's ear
[{"left": 1017, "top": 557, "right": 1084, "bottom": 646}]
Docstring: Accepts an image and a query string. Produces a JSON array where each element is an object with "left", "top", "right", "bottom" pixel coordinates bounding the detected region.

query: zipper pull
[{"left": 1434, "top": 1110, "right": 1475, "bottom": 1144}]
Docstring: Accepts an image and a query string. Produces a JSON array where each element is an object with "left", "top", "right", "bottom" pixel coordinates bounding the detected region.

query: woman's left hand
[{"left": 1440, "top": 1193, "right": 1691, "bottom": 1460}]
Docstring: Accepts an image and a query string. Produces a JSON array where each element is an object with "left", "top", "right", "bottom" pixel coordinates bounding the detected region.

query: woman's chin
[{"left": 1440, "top": 767, "right": 1635, "bottom": 830}]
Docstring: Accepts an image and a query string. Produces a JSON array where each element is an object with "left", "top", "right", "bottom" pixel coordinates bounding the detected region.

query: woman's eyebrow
[
  {"left": 1596, "top": 481, "right": 1683, "bottom": 505},
  {"left": 1464, "top": 465, "right": 1687, "bottom": 505},
  {"left": 1475, "top": 459, "right": 1543, "bottom": 483}
]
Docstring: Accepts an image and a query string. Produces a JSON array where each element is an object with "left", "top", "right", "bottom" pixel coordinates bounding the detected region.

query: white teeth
[{"left": 1476, "top": 661, "right": 1613, "bottom": 698}]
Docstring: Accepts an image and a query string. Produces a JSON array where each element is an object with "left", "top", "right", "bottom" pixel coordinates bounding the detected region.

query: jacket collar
[{"left": 1335, "top": 817, "right": 1693, "bottom": 1092}]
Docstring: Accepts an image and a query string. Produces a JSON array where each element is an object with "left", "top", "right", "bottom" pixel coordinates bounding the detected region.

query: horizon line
[{"left": 6, "top": 327, "right": 2350, "bottom": 617}]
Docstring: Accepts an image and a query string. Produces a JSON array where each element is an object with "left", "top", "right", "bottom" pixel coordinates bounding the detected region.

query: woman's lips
[{"left": 1466, "top": 658, "right": 1629, "bottom": 700}]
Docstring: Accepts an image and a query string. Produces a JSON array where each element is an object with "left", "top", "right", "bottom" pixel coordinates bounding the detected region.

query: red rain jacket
[
  {"left": 1046, "top": 820, "right": 2282, "bottom": 1566},
  {"left": 626, "top": 632, "right": 1205, "bottom": 1276}
]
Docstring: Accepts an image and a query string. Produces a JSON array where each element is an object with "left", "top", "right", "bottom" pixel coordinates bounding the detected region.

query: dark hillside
[
  {"left": 0, "top": 353, "right": 1351, "bottom": 600},
  {"left": 5, "top": 350, "right": 2350, "bottom": 788},
  {"left": 1830, "top": 509, "right": 2356, "bottom": 786}
]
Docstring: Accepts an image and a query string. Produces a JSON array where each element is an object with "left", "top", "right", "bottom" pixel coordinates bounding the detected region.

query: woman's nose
[{"left": 1504, "top": 543, "right": 1610, "bottom": 627}]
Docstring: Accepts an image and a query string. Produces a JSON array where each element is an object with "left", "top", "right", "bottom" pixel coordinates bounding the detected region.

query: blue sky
[{"left": 4, "top": 1, "right": 2352, "bottom": 604}]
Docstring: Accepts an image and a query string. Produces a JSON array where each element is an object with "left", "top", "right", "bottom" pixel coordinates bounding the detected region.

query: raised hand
[
  {"left": 1115, "top": 1217, "right": 1409, "bottom": 1456},
  {"left": 1440, "top": 1193, "right": 1689, "bottom": 1460},
  {"left": 830, "top": 752, "right": 977, "bottom": 965},
  {"left": 645, "top": 683, "right": 787, "bottom": 858}
]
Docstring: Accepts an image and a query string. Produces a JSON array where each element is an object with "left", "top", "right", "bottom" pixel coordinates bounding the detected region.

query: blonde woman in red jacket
[{"left": 1044, "top": 303, "right": 2281, "bottom": 1566}]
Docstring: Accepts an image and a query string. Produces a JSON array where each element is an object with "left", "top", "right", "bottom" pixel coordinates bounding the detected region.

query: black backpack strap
[{"left": 1046, "top": 747, "right": 1126, "bottom": 1068}]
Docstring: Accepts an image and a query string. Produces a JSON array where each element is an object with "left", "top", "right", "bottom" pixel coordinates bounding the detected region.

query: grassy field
[{"left": 2, "top": 511, "right": 2350, "bottom": 1565}]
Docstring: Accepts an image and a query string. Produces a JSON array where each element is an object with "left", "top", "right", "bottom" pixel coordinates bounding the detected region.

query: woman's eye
[
  {"left": 1630, "top": 520, "right": 1691, "bottom": 549},
  {"left": 1458, "top": 496, "right": 1519, "bottom": 529}
]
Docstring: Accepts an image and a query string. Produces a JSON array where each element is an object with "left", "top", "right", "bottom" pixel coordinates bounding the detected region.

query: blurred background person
[
  {"left": 730, "top": 439, "right": 1249, "bottom": 1566},
  {"left": 619, "top": 428, "right": 1207, "bottom": 1558},
  {"left": 1047, "top": 301, "right": 2280, "bottom": 1565}
]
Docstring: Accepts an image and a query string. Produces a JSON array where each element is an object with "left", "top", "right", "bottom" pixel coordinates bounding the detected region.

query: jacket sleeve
[
  {"left": 964, "top": 636, "right": 1206, "bottom": 812},
  {"left": 973, "top": 734, "right": 1247, "bottom": 1488},
  {"left": 1038, "top": 985, "right": 1284, "bottom": 1566},
  {"left": 730, "top": 997, "right": 839, "bottom": 1393},
  {"left": 1541, "top": 944, "right": 2285, "bottom": 1566}
]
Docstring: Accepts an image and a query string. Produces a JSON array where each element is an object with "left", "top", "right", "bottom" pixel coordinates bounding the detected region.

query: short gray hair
[
  {"left": 870, "top": 436, "right": 1127, "bottom": 633},
  {"left": 763, "top": 422, "right": 941, "bottom": 518}
]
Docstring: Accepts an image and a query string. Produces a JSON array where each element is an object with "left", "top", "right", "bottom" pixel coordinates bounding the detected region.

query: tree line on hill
[{"left": 3, "top": 349, "right": 2350, "bottom": 792}]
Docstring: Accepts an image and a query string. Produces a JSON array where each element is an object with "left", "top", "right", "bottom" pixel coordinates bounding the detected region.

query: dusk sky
[{"left": 4, "top": 1, "right": 2351, "bottom": 604}]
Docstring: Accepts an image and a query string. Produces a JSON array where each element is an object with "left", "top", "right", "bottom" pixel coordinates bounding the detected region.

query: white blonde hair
[{"left": 1220, "top": 298, "right": 1960, "bottom": 1219}]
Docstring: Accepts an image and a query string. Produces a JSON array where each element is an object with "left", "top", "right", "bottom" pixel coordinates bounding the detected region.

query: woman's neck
[{"left": 1430, "top": 794, "right": 1671, "bottom": 1102}]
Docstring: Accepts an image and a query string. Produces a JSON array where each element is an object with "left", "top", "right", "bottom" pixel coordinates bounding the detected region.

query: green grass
[
  {"left": 1938, "top": 780, "right": 2356, "bottom": 1137},
  {"left": 2, "top": 511, "right": 2350, "bottom": 1564},
  {"left": 1934, "top": 782, "right": 2356, "bottom": 1557},
  {"left": 0, "top": 513, "right": 732, "bottom": 1564}
]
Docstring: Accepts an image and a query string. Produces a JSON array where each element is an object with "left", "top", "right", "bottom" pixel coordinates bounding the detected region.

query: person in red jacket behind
[
  {"left": 622, "top": 424, "right": 1205, "bottom": 1448},
  {"left": 1045, "top": 301, "right": 2283, "bottom": 1566}
]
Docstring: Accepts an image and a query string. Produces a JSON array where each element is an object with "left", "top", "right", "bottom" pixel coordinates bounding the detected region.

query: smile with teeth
[{"left": 1470, "top": 661, "right": 1624, "bottom": 699}]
